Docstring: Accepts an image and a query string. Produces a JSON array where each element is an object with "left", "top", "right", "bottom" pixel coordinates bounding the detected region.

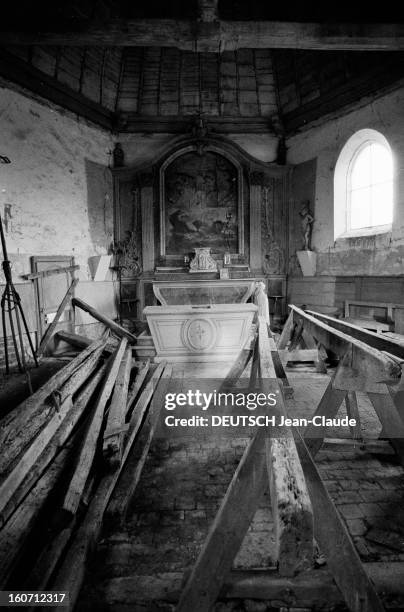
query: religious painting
[{"left": 161, "top": 150, "right": 241, "bottom": 257}]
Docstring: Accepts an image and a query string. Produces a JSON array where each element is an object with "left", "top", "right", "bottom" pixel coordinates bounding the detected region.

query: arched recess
[{"left": 159, "top": 142, "right": 244, "bottom": 260}]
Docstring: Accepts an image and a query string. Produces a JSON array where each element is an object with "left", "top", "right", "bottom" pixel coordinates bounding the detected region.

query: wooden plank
[
  {"left": 220, "top": 346, "right": 253, "bottom": 390},
  {"left": 57, "top": 340, "right": 106, "bottom": 403},
  {"left": 104, "top": 362, "right": 166, "bottom": 523},
  {"left": 25, "top": 520, "right": 77, "bottom": 590},
  {"left": 52, "top": 470, "right": 118, "bottom": 607},
  {"left": 248, "top": 335, "right": 259, "bottom": 391},
  {"left": 52, "top": 364, "right": 170, "bottom": 609},
  {"left": 106, "top": 364, "right": 172, "bottom": 523},
  {"left": 258, "top": 316, "right": 276, "bottom": 378},
  {"left": 55, "top": 330, "right": 114, "bottom": 354},
  {"left": 345, "top": 391, "right": 363, "bottom": 442},
  {"left": 3, "top": 20, "right": 404, "bottom": 51},
  {"left": 368, "top": 389, "right": 404, "bottom": 466},
  {"left": 176, "top": 429, "right": 268, "bottom": 612},
  {"left": 0, "top": 442, "right": 73, "bottom": 587},
  {"left": 266, "top": 433, "right": 313, "bottom": 576},
  {"left": 279, "top": 348, "right": 318, "bottom": 364},
  {"left": 277, "top": 309, "right": 294, "bottom": 350},
  {"left": 0, "top": 336, "right": 107, "bottom": 478},
  {"left": 304, "top": 376, "right": 347, "bottom": 456},
  {"left": 290, "top": 305, "right": 401, "bottom": 389},
  {"left": 72, "top": 297, "right": 137, "bottom": 343},
  {"left": 23, "top": 264, "right": 80, "bottom": 280},
  {"left": 294, "top": 430, "right": 385, "bottom": 612},
  {"left": 307, "top": 309, "right": 404, "bottom": 360},
  {"left": 36, "top": 276, "right": 79, "bottom": 357},
  {"left": 0, "top": 362, "right": 107, "bottom": 528},
  {"left": 103, "top": 346, "right": 132, "bottom": 467},
  {"left": 61, "top": 338, "right": 127, "bottom": 519},
  {"left": 0, "top": 396, "right": 73, "bottom": 524},
  {"left": 126, "top": 359, "right": 150, "bottom": 418}
]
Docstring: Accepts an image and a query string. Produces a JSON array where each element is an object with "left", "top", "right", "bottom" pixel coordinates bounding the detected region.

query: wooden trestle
[
  {"left": 0, "top": 301, "right": 402, "bottom": 611},
  {"left": 176, "top": 310, "right": 389, "bottom": 612}
]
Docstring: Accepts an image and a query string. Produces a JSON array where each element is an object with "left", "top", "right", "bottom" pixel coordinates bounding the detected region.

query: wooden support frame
[
  {"left": 290, "top": 305, "right": 401, "bottom": 390},
  {"left": 276, "top": 307, "right": 325, "bottom": 372},
  {"left": 307, "top": 309, "right": 404, "bottom": 360},
  {"left": 177, "top": 316, "right": 314, "bottom": 610}
]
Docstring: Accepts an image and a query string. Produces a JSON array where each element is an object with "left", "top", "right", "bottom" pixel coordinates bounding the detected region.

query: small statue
[
  {"left": 254, "top": 281, "right": 270, "bottom": 325},
  {"left": 299, "top": 201, "right": 314, "bottom": 251}
]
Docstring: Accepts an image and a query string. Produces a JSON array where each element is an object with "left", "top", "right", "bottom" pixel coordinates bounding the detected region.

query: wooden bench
[{"left": 343, "top": 300, "right": 404, "bottom": 334}]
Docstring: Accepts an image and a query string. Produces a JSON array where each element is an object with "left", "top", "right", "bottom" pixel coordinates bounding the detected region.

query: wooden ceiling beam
[{"left": 1, "top": 20, "right": 404, "bottom": 51}]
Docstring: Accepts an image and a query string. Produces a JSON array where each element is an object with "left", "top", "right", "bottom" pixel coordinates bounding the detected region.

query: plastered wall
[
  {"left": 0, "top": 85, "right": 118, "bottom": 346},
  {"left": 0, "top": 85, "right": 115, "bottom": 280},
  {"left": 286, "top": 86, "right": 404, "bottom": 276}
]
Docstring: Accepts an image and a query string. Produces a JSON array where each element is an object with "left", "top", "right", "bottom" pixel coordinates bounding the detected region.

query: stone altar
[
  {"left": 152, "top": 279, "right": 257, "bottom": 306},
  {"left": 144, "top": 303, "right": 257, "bottom": 362}
]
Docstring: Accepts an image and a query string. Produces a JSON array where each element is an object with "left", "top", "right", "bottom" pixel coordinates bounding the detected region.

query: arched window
[{"left": 334, "top": 129, "right": 393, "bottom": 239}]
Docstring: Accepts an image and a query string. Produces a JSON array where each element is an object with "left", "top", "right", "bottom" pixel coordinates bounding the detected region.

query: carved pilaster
[{"left": 140, "top": 171, "right": 155, "bottom": 272}]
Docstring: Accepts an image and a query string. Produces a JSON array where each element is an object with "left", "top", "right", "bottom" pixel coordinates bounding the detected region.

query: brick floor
[{"left": 77, "top": 369, "right": 404, "bottom": 610}]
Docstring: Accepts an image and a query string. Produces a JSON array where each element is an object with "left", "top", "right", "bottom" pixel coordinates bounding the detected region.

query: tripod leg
[
  {"left": 6, "top": 286, "right": 22, "bottom": 372},
  {"left": 13, "top": 295, "right": 28, "bottom": 374},
  {"left": 1, "top": 294, "right": 9, "bottom": 374},
  {"left": 15, "top": 291, "right": 38, "bottom": 367}
]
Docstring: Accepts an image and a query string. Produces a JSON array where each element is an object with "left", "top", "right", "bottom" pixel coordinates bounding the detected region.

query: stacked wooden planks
[{"left": 0, "top": 330, "right": 170, "bottom": 606}]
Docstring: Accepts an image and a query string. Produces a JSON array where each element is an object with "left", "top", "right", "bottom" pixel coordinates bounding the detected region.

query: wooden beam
[
  {"left": 126, "top": 359, "right": 150, "bottom": 418},
  {"left": 103, "top": 346, "right": 132, "bottom": 467},
  {"left": 266, "top": 434, "right": 313, "bottom": 576},
  {"left": 0, "top": 441, "right": 73, "bottom": 587},
  {"left": 72, "top": 297, "right": 137, "bottom": 343},
  {"left": 176, "top": 429, "right": 268, "bottom": 612},
  {"left": 61, "top": 339, "right": 127, "bottom": 519},
  {"left": 294, "top": 431, "right": 385, "bottom": 612},
  {"left": 37, "top": 277, "right": 79, "bottom": 358},
  {"left": 307, "top": 309, "right": 404, "bottom": 360},
  {"left": 304, "top": 376, "right": 347, "bottom": 456},
  {"left": 55, "top": 330, "right": 115, "bottom": 355},
  {"left": 277, "top": 309, "right": 294, "bottom": 350},
  {"left": 220, "top": 346, "right": 253, "bottom": 390},
  {"left": 2, "top": 20, "right": 404, "bottom": 51},
  {"left": 52, "top": 363, "right": 169, "bottom": 610},
  {"left": 368, "top": 389, "right": 404, "bottom": 467},
  {"left": 345, "top": 391, "right": 363, "bottom": 442},
  {"left": 116, "top": 115, "right": 275, "bottom": 134},
  {"left": 106, "top": 364, "right": 172, "bottom": 523},
  {"left": 258, "top": 316, "right": 276, "bottom": 378},
  {"left": 104, "top": 362, "right": 167, "bottom": 524},
  {"left": 0, "top": 336, "right": 106, "bottom": 478},
  {"left": 290, "top": 305, "right": 401, "bottom": 389},
  {"left": 0, "top": 363, "right": 107, "bottom": 528},
  {"left": 23, "top": 264, "right": 80, "bottom": 281}
]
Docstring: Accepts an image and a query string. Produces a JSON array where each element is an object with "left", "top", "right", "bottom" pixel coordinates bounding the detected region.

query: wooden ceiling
[{"left": 1, "top": 0, "right": 403, "bottom": 136}]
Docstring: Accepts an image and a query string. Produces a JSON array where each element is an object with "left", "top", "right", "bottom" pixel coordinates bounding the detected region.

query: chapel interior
[{"left": 1, "top": 2, "right": 404, "bottom": 611}]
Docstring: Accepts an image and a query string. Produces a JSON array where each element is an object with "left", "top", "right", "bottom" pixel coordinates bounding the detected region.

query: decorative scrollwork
[
  {"left": 261, "top": 183, "right": 285, "bottom": 275},
  {"left": 112, "top": 230, "right": 142, "bottom": 278}
]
